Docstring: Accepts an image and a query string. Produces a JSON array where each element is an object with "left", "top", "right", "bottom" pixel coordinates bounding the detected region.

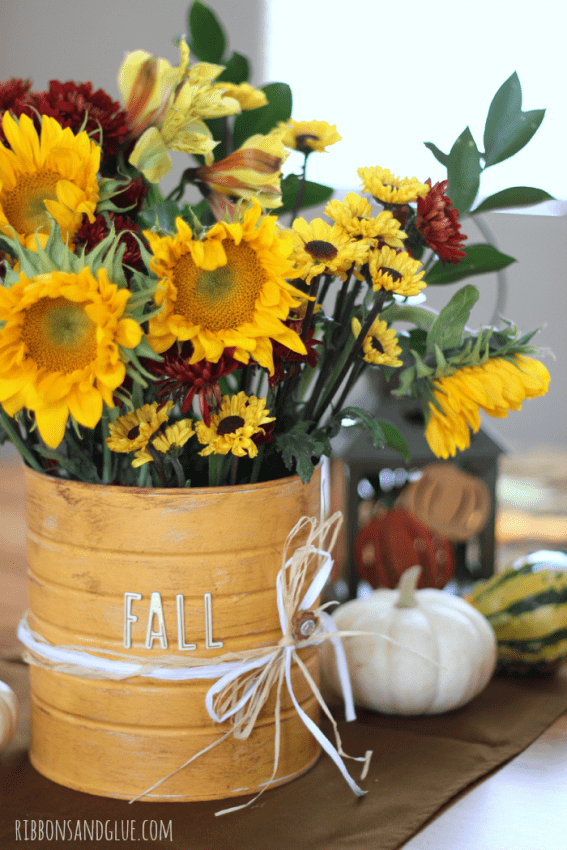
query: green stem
[
  {"left": 0, "top": 409, "right": 43, "bottom": 473},
  {"left": 137, "top": 463, "right": 150, "bottom": 488},
  {"left": 208, "top": 452, "right": 226, "bottom": 487},
  {"left": 147, "top": 444, "right": 168, "bottom": 487},
  {"left": 229, "top": 454, "right": 239, "bottom": 486},
  {"left": 170, "top": 455, "right": 185, "bottom": 488},
  {"left": 311, "top": 289, "right": 388, "bottom": 425},
  {"left": 250, "top": 443, "right": 265, "bottom": 484},
  {"left": 101, "top": 414, "right": 113, "bottom": 485},
  {"left": 332, "top": 357, "right": 366, "bottom": 415},
  {"left": 290, "top": 154, "right": 309, "bottom": 223}
]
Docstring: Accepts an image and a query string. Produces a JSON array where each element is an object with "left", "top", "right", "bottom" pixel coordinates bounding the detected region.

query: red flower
[
  {"left": 0, "top": 79, "right": 34, "bottom": 145},
  {"left": 74, "top": 214, "right": 143, "bottom": 272},
  {"left": 149, "top": 343, "right": 241, "bottom": 426},
  {"left": 416, "top": 179, "right": 467, "bottom": 264},
  {"left": 269, "top": 324, "right": 322, "bottom": 389},
  {"left": 29, "top": 81, "right": 129, "bottom": 169}
]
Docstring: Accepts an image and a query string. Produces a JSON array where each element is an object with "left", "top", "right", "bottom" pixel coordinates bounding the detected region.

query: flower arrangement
[{"left": 0, "top": 1, "right": 552, "bottom": 488}]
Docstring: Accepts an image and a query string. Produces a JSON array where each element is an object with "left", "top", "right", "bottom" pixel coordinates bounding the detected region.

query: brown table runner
[{"left": 1, "top": 654, "right": 567, "bottom": 850}]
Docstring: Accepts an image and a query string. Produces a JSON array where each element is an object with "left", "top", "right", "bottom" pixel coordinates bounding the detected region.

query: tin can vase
[{"left": 24, "top": 465, "right": 322, "bottom": 801}]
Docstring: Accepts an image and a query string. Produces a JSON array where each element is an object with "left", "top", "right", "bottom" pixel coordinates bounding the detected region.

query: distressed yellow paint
[{"left": 24, "top": 466, "right": 321, "bottom": 801}]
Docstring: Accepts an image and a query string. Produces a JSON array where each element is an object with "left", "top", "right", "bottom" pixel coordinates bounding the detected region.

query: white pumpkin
[
  {"left": 0, "top": 680, "right": 17, "bottom": 749},
  {"left": 323, "top": 566, "right": 497, "bottom": 715}
]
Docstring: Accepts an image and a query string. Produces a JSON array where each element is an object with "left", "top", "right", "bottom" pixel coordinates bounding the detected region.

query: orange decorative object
[
  {"left": 24, "top": 465, "right": 321, "bottom": 801},
  {"left": 354, "top": 506, "right": 455, "bottom": 590},
  {"left": 396, "top": 462, "right": 491, "bottom": 541}
]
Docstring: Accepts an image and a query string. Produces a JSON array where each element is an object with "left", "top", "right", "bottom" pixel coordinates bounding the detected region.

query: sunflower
[
  {"left": 290, "top": 217, "right": 368, "bottom": 283},
  {"left": 276, "top": 120, "right": 342, "bottom": 154},
  {"left": 0, "top": 113, "right": 100, "bottom": 250},
  {"left": 351, "top": 317, "right": 403, "bottom": 367},
  {"left": 367, "top": 245, "right": 426, "bottom": 297},
  {"left": 106, "top": 401, "right": 174, "bottom": 454},
  {"left": 195, "top": 391, "right": 274, "bottom": 458},
  {"left": 0, "top": 267, "right": 143, "bottom": 448},
  {"left": 132, "top": 418, "right": 195, "bottom": 467},
  {"left": 358, "top": 166, "right": 430, "bottom": 205},
  {"left": 325, "top": 193, "right": 406, "bottom": 248},
  {"left": 145, "top": 200, "right": 306, "bottom": 374},
  {"left": 425, "top": 355, "right": 550, "bottom": 458}
]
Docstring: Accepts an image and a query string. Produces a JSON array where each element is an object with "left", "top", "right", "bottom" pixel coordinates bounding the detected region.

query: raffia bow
[{"left": 131, "top": 511, "right": 372, "bottom": 814}]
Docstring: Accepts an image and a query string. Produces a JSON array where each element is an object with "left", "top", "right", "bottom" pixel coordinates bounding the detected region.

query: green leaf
[
  {"left": 472, "top": 186, "right": 554, "bottom": 214},
  {"left": 423, "top": 141, "right": 448, "bottom": 166},
  {"left": 446, "top": 127, "right": 482, "bottom": 215},
  {"left": 278, "top": 175, "right": 334, "bottom": 214},
  {"left": 427, "top": 285, "right": 479, "bottom": 353},
  {"left": 339, "top": 407, "right": 409, "bottom": 462},
  {"left": 275, "top": 423, "right": 326, "bottom": 484},
  {"left": 216, "top": 51, "right": 249, "bottom": 84},
  {"left": 233, "top": 82, "right": 292, "bottom": 147},
  {"left": 380, "top": 303, "right": 437, "bottom": 331},
  {"left": 483, "top": 72, "right": 545, "bottom": 167},
  {"left": 425, "top": 243, "right": 516, "bottom": 285},
  {"left": 188, "top": 1, "right": 227, "bottom": 63},
  {"left": 137, "top": 200, "right": 181, "bottom": 232},
  {"left": 377, "top": 420, "right": 411, "bottom": 463}
]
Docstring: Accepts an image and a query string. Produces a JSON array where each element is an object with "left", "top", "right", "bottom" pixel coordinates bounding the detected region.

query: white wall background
[{"left": 0, "top": 0, "right": 565, "bottom": 451}]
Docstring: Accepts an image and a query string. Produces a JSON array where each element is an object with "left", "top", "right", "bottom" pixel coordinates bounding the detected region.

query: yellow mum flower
[
  {"left": 195, "top": 392, "right": 274, "bottom": 458},
  {"left": 425, "top": 355, "right": 550, "bottom": 458},
  {"left": 132, "top": 418, "right": 195, "bottom": 467},
  {"left": 276, "top": 119, "right": 342, "bottom": 154},
  {"left": 0, "top": 267, "right": 143, "bottom": 448},
  {"left": 351, "top": 317, "right": 403, "bottom": 367},
  {"left": 213, "top": 82, "right": 268, "bottom": 110},
  {"left": 367, "top": 245, "right": 426, "bottom": 296},
  {"left": 358, "top": 166, "right": 430, "bottom": 205},
  {"left": 107, "top": 401, "right": 174, "bottom": 454},
  {"left": 145, "top": 200, "right": 306, "bottom": 374},
  {"left": 0, "top": 113, "right": 100, "bottom": 250},
  {"left": 325, "top": 193, "right": 407, "bottom": 248},
  {"left": 291, "top": 217, "right": 368, "bottom": 283}
]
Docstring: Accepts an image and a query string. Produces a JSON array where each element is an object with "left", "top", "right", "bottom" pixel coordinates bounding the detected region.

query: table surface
[{"left": 1, "top": 455, "right": 567, "bottom": 850}]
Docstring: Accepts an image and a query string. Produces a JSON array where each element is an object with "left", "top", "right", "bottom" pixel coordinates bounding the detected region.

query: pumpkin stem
[{"left": 396, "top": 566, "right": 422, "bottom": 608}]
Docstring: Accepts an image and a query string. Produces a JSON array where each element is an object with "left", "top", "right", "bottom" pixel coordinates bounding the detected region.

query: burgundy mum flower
[
  {"left": 269, "top": 324, "right": 322, "bottom": 389},
  {"left": 29, "top": 80, "right": 129, "bottom": 169},
  {"left": 74, "top": 213, "right": 143, "bottom": 272},
  {"left": 150, "top": 343, "right": 241, "bottom": 426},
  {"left": 0, "top": 79, "right": 34, "bottom": 145},
  {"left": 416, "top": 179, "right": 467, "bottom": 264}
]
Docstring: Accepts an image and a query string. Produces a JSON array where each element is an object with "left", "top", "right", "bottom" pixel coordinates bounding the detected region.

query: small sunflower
[
  {"left": 325, "top": 193, "right": 406, "bottom": 248},
  {"left": 276, "top": 119, "right": 342, "bottom": 154},
  {"left": 352, "top": 316, "right": 403, "bottom": 367},
  {"left": 145, "top": 200, "right": 306, "bottom": 375},
  {"left": 132, "top": 418, "right": 195, "bottom": 467},
  {"left": 367, "top": 245, "right": 426, "bottom": 297},
  {"left": 195, "top": 392, "right": 274, "bottom": 458},
  {"left": 0, "top": 113, "right": 100, "bottom": 249},
  {"left": 290, "top": 217, "right": 368, "bottom": 283},
  {"left": 0, "top": 267, "right": 143, "bottom": 448},
  {"left": 358, "top": 166, "right": 430, "bottom": 205},
  {"left": 107, "top": 401, "right": 174, "bottom": 454},
  {"left": 425, "top": 355, "right": 550, "bottom": 458}
]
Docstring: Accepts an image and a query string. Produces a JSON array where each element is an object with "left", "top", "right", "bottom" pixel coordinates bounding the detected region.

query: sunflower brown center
[
  {"left": 0, "top": 170, "right": 60, "bottom": 237},
  {"left": 304, "top": 240, "right": 338, "bottom": 260},
  {"left": 173, "top": 240, "right": 266, "bottom": 331},
  {"left": 370, "top": 337, "right": 385, "bottom": 353},
  {"left": 217, "top": 415, "right": 245, "bottom": 435},
  {"left": 381, "top": 266, "right": 402, "bottom": 283},
  {"left": 21, "top": 296, "right": 97, "bottom": 373}
]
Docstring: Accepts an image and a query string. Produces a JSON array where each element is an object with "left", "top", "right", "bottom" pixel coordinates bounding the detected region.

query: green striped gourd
[{"left": 466, "top": 563, "right": 567, "bottom": 674}]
